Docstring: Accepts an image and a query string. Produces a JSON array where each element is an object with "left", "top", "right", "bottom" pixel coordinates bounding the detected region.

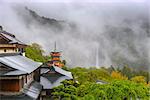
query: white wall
[{"left": 0, "top": 48, "right": 17, "bottom": 53}]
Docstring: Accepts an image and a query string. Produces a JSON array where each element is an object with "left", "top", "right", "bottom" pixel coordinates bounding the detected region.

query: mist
[{"left": 0, "top": 0, "right": 149, "bottom": 70}]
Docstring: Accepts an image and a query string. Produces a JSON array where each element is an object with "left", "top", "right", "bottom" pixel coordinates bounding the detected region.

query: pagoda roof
[{"left": 50, "top": 51, "right": 61, "bottom": 53}]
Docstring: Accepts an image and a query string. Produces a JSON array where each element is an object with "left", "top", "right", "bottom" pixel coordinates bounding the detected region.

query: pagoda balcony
[
  {"left": 50, "top": 53, "right": 61, "bottom": 56},
  {"left": 52, "top": 58, "right": 60, "bottom": 61}
]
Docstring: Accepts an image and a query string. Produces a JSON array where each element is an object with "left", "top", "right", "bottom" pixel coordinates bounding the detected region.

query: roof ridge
[
  {"left": 1, "top": 30, "right": 15, "bottom": 38},
  {"left": 0, "top": 31, "right": 26, "bottom": 45}
]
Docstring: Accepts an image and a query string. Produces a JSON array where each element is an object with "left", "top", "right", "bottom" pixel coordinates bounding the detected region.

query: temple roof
[
  {"left": 41, "top": 74, "right": 72, "bottom": 89},
  {"left": 0, "top": 53, "right": 41, "bottom": 75},
  {"left": 40, "top": 65, "right": 73, "bottom": 79},
  {"left": 40, "top": 65, "right": 73, "bottom": 89},
  {"left": 0, "top": 29, "right": 26, "bottom": 45}
]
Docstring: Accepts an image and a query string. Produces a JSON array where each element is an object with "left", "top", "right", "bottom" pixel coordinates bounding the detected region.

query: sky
[
  {"left": 0, "top": 0, "right": 149, "bottom": 70},
  {"left": 0, "top": 0, "right": 147, "bottom": 3}
]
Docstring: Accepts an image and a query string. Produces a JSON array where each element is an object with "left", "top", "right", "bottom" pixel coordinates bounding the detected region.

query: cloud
[
  {"left": 1, "top": 0, "right": 147, "bottom": 3},
  {"left": 0, "top": 1, "right": 149, "bottom": 70}
]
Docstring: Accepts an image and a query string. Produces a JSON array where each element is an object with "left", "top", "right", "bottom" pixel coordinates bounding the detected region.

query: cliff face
[
  {"left": 17, "top": 7, "right": 77, "bottom": 33},
  {"left": 25, "top": 7, "right": 64, "bottom": 30}
]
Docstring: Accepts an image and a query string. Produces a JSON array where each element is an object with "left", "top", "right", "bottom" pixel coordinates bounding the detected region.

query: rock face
[
  {"left": 26, "top": 7, "right": 64, "bottom": 30},
  {"left": 18, "top": 7, "right": 76, "bottom": 33}
]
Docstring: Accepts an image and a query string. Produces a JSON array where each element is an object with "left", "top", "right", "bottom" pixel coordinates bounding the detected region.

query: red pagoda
[{"left": 48, "top": 42, "right": 64, "bottom": 68}]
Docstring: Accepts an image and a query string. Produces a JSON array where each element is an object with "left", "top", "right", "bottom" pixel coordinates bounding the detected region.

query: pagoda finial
[{"left": 54, "top": 41, "right": 57, "bottom": 52}]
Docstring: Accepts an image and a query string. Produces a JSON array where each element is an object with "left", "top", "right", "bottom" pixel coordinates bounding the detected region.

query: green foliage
[
  {"left": 111, "top": 71, "right": 128, "bottom": 80},
  {"left": 51, "top": 80, "right": 149, "bottom": 100},
  {"left": 131, "top": 76, "right": 146, "bottom": 83},
  {"left": 52, "top": 80, "right": 77, "bottom": 100},
  {"left": 70, "top": 67, "right": 111, "bottom": 84},
  {"left": 25, "top": 43, "right": 49, "bottom": 62},
  {"left": 82, "top": 95, "right": 95, "bottom": 100},
  {"left": 24, "top": 43, "right": 149, "bottom": 100},
  {"left": 62, "top": 65, "right": 69, "bottom": 71},
  {"left": 121, "top": 65, "right": 133, "bottom": 79},
  {"left": 114, "top": 65, "right": 150, "bottom": 83},
  {"left": 50, "top": 66, "right": 150, "bottom": 100}
]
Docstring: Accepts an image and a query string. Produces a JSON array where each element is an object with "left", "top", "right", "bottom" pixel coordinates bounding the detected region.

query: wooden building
[
  {"left": 0, "top": 27, "right": 42, "bottom": 100},
  {"left": 40, "top": 46, "right": 73, "bottom": 99},
  {"left": 0, "top": 26, "right": 26, "bottom": 56},
  {"left": 40, "top": 64, "right": 73, "bottom": 99},
  {"left": 0, "top": 27, "right": 73, "bottom": 100},
  {"left": 0, "top": 53, "right": 42, "bottom": 100}
]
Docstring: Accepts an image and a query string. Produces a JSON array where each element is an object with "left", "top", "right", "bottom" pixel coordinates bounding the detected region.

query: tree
[
  {"left": 107, "top": 65, "right": 115, "bottom": 73},
  {"left": 131, "top": 76, "right": 146, "bottom": 83},
  {"left": 70, "top": 67, "right": 111, "bottom": 84},
  {"left": 51, "top": 80, "right": 150, "bottom": 100},
  {"left": 111, "top": 71, "right": 128, "bottom": 80},
  {"left": 62, "top": 60, "right": 66, "bottom": 65},
  {"left": 52, "top": 80, "right": 77, "bottom": 99},
  {"left": 25, "top": 43, "right": 49, "bottom": 62},
  {"left": 121, "top": 65, "right": 133, "bottom": 79}
]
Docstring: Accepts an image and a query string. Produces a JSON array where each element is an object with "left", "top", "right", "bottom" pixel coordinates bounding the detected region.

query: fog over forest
[{"left": 0, "top": 0, "right": 149, "bottom": 70}]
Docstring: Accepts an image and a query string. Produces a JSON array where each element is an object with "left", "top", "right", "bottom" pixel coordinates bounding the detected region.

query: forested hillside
[
  {"left": 49, "top": 66, "right": 150, "bottom": 100},
  {"left": 25, "top": 43, "right": 150, "bottom": 100}
]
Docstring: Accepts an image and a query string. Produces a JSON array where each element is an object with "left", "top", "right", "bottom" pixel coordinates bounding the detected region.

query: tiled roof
[
  {"left": 0, "top": 30, "right": 26, "bottom": 45},
  {"left": 40, "top": 74, "right": 72, "bottom": 89},
  {"left": 53, "top": 66, "right": 73, "bottom": 79},
  {"left": 40, "top": 66, "right": 73, "bottom": 89},
  {"left": 0, "top": 54, "right": 41, "bottom": 74},
  {"left": 1, "top": 70, "right": 27, "bottom": 76},
  {"left": 23, "top": 81, "right": 43, "bottom": 99}
]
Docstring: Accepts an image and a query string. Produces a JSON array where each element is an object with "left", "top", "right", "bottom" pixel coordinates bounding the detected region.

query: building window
[
  {"left": 22, "top": 48, "right": 24, "bottom": 52},
  {"left": 18, "top": 48, "right": 21, "bottom": 52},
  {"left": 4, "top": 49, "right": 6, "bottom": 52},
  {"left": 18, "top": 48, "right": 24, "bottom": 53}
]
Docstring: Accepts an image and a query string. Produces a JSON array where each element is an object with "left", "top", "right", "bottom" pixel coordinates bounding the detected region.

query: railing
[{"left": 0, "top": 44, "right": 16, "bottom": 47}]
